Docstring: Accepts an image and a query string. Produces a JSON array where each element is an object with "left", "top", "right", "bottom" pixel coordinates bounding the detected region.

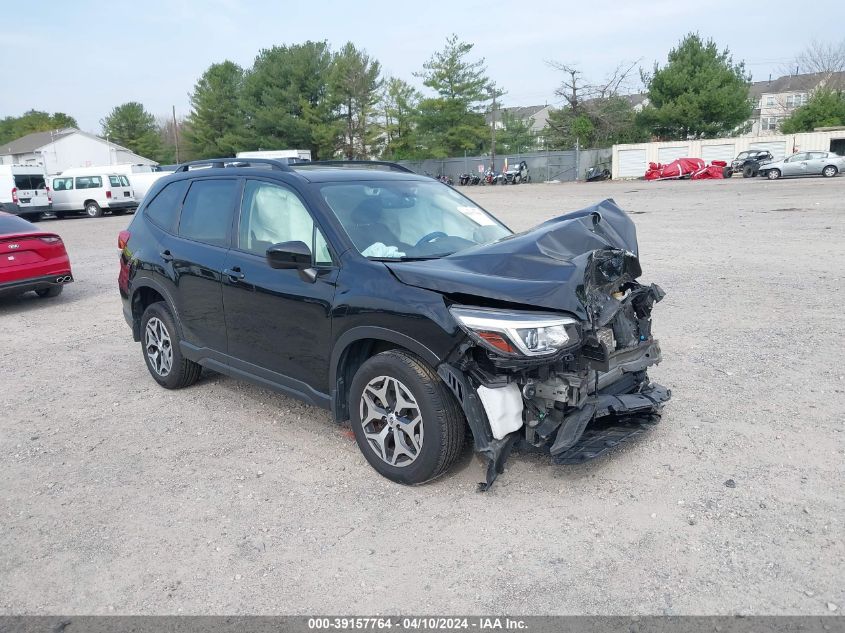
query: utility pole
[
  {"left": 488, "top": 84, "right": 504, "bottom": 172},
  {"left": 172, "top": 105, "right": 180, "bottom": 164}
]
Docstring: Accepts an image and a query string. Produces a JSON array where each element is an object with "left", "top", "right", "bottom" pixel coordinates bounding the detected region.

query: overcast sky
[{"left": 3, "top": 0, "right": 842, "bottom": 133}]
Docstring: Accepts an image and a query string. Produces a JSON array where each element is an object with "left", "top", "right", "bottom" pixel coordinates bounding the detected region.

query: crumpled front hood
[{"left": 386, "top": 199, "right": 643, "bottom": 321}]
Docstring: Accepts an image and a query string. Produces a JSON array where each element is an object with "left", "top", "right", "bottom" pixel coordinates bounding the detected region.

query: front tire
[
  {"left": 350, "top": 350, "right": 465, "bottom": 485},
  {"left": 140, "top": 302, "right": 202, "bottom": 389},
  {"left": 822, "top": 165, "right": 837, "bottom": 178},
  {"left": 85, "top": 201, "right": 103, "bottom": 217},
  {"left": 767, "top": 169, "right": 781, "bottom": 180}
]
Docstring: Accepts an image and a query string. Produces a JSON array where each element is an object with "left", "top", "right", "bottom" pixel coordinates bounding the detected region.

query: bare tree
[
  {"left": 544, "top": 60, "right": 644, "bottom": 148},
  {"left": 547, "top": 60, "right": 640, "bottom": 112},
  {"left": 793, "top": 39, "right": 845, "bottom": 78}
]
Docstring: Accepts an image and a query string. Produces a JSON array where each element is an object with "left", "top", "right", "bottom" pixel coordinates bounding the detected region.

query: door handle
[
  {"left": 160, "top": 250, "right": 173, "bottom": 262},
  {"left": 223, "top": 267, "right": 245, "bottom": 282}
]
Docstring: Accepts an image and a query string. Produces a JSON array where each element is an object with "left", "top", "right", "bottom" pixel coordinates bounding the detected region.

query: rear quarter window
[
  {"left": 52, "top": 177, "right": 73, "bottom": 191},
  {"left": 108, "top": 176, "right": 122, "bottom": 187},
  {"left": 143, "top": 180, "right": 189, "bottom": 233}
]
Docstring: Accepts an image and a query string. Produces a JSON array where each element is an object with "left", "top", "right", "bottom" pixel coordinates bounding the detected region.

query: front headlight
[{"left": 449, "top": 306, "right": 581, "bottom": 357}]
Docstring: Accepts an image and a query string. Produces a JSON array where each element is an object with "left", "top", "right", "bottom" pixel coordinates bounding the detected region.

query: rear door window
[
  {"left": 14, "top": 174, "right": 46, "bottom": 190},
  {"left": 76, "top": 176, "right": 102, "bottom": 189},
  {"left": 143, "top": 180, "right": 189, "bottom": 233},
  {"left": 178, "top": 179, "right": 239, "bottom": 247}
]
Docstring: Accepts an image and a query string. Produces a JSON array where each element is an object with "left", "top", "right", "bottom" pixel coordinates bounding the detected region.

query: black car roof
[
  {"left": 168, "top": 162, "right": 431, "bottom": 184},
  {"left": 292, "top": 167, "right": 430, "bottom": 183}
]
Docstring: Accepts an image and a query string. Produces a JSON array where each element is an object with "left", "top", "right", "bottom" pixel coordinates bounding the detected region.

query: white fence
[{"left": 611, "top": 130, "right": 845, "bottom": 179}]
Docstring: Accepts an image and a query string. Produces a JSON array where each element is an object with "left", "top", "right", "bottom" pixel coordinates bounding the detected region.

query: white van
[
  {"left": 236, "top": 149, "right": 312, "bottom": 162},
  {"left": 126, "top": 171, "right": 170, "bottom": 202},
  {"left": 50, "top": 173, "right": 137, "bottom": 218},
  {"left": 0, "top": 165, "right": 52, "bottom": 220}
]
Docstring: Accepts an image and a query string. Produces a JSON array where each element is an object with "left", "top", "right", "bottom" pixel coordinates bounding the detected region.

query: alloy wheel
[
  {"left": 145, "top": 317, "right": 173, "bottom": 376},
  {"left": 359, "top": 375, "right": 424, "bottom": 467}
]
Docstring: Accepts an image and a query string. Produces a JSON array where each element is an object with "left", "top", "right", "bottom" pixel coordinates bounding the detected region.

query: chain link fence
[{"left": 395, "top": 148, "right": 612, "bottom": 182}]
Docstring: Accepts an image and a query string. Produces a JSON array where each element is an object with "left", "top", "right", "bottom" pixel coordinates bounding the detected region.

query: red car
[{"left": 0, "top": 211, "right": 73, "bottom": 298}]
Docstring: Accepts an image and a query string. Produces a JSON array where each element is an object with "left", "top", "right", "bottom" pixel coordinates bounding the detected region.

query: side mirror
[
  {"left": 266, "top": 241, "right": 312, "bottom": 270},
  {"left": 266, "top": 241, "right": 318, "bottom": 283}
]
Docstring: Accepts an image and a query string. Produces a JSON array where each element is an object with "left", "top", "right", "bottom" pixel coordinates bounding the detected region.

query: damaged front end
[{"left": 392, "top": 199, "right": 671, "bottom": 490}]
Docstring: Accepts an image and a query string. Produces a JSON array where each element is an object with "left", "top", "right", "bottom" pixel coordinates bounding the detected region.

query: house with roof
[
  {"left": 487, "top": 104, "right": 551, "bottom": 133},
  {"left": 0, "top": 128, "right": 157, "bottom": 175},
  {"left": 748, "top": 71, "right": 845, "bottom": 135}
]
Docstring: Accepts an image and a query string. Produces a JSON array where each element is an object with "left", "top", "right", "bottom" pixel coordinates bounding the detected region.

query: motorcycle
[
  {"left": 437, "top": 174, "right": 454, "bottom": 186},
  {"left": 483, "top": 168, "right": 505, "bottom": 185},
  {"left": 459, "top": 173, "right": 472, "bottom": 186}
]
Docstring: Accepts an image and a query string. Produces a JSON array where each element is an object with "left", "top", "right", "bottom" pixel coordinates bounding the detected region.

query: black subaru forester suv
[{"left": 118, "top": 158, "right": 670, "bottom": 489}]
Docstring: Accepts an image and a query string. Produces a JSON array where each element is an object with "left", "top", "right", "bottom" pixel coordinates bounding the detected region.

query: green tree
[
  {"left": 330, "top": 42, "right": 383, "bottom": 159},
  {"left": 0, "top": 110, "right": 78, "bottom": 145},
  {"left": 781, "top": 89, "right": 845, "bottom": 133},
  {"left": 184, "top": 61, "right": 245, "bottom": 158},
  {"left": 414, "top": 34, "right": 490, "bottom": 156},
  {"left": 638, "top": 33, "right": 752, "bottom": 139},
  {"left": 380, "top": 77, "right": 421, "bottom": 159},
  {"left": 546, "top": 96, "right": 646, "bottom": 149},
  {"left": 101, "top": 102, "right": 161, "bottom": 159},
  {"left": 240, "top": 41, "right": 339, "bottom": 159}
]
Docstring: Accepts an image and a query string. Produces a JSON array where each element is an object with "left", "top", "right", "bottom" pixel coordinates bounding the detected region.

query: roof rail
[
  {"left": 173, "top": 158, "right": 294, "bottom": 173},
  {"left": 302, "top": 160, "right": 414, "bottom": 173}
]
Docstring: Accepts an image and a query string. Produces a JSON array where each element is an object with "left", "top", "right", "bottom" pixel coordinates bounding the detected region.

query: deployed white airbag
[{"left": 477, "top": 383, "right": 524, "bottom": 440}]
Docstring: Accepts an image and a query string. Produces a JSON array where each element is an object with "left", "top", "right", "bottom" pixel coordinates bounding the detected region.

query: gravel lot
[{"left": 1, "top": 176, "right": 843, "bottom": 615}]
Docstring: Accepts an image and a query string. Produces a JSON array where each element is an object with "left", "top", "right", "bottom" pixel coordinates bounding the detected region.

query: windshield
[{"left": 319, "top": 180, "right": 511, "bottom": 260}]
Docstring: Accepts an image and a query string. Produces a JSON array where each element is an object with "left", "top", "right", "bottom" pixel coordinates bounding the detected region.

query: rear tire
[
  {"left": 822, "top": 165, "right": 837, "bottom": 178},
  {"left": 722, "top": 167, "right": 733, "bottom": 178},
  {"left": 349, "top": 350, "right": 465, "bottom": 485},
  {"left": 36, "top": 285, "right": 62, "bottom": 298},
  {"left": 140, "top": 302, "right": 202, "bottom": 389},
  {"left": 767, "top": 169, "right": 781, "bottom": 180},
  {"left": 85, "top": 201, "right": 103, "bottom": 218}
]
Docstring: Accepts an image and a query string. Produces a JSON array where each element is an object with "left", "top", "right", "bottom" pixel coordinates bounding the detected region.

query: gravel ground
[{"left": 1, "top": 176, "right": 843, "bottom": 615}]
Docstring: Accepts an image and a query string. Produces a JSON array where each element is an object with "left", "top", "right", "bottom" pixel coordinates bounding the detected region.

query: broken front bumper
[{"left": 439, "top": 338, "right": 671, "bottom": 491}]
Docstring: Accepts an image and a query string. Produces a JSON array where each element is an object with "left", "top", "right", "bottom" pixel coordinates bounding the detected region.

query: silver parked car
[{"left": 758, "top": 151, "right": 845, "bottom": 180}]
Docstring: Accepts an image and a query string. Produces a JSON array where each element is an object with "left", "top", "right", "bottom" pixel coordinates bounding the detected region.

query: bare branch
[{"left": 792, "top": 39, "right": 845, "bottom": 79}]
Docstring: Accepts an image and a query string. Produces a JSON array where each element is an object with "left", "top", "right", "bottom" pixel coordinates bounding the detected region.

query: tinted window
[
  {"left": 52, "top": 177, "right": 73, "bottom": 191},
  {"left": 143, "top": 180, "right": 189, "bottom": 232},
  {"left": 238, "top": 180, "right": 332, "bottom": 265},
  {"left": 178, "top": 179, "right": 238, "bottom": 247},
  {"left": 76, "top": 176, "right": 102, "bottom": 189},
  {"left": 14, "top": 174, "right": 46, "bottom": 189},
  {"left": 119, "top": 175, "right": 130, "bottom": 187},
  {"left": 109, "top": 176, "right": 122, "bottom": 187}
]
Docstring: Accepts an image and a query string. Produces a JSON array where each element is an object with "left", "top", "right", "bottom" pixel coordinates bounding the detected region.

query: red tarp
[{"left": 644, "top": 158, "right": 726, "bottom": 180}]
